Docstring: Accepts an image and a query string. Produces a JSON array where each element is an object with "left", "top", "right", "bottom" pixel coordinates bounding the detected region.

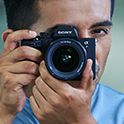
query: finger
[
  {"left": 2, "top": 29, "right": 13, "bottom": 42},
  {"left": 35, "top": 77, "right": 60, "bottom": 104},
  {"left": 3, "top": 73, "right": 36, "bottom": 90},
  {"left": 4, "top": 30, "right": 37, "bottom": 52},
  {"left": 32, "top": 86, "right": 51, "bottom": 113},
  {"left": 4, "top": 61, "right": 39, "bottom": 76},
  {"left": 4, "top": 46, "right": 42, "bottom": 63},
  {"left": 30, "top": 96, "right": 43, "bottom": 120},
  {"left": 17, "top": 88, "right": 26, "bottom": 111},
  {"left": 80, "top": 59, "right": 94, "bottom": 90},
  {"left": 39, "top": 61, "right": 70, "bottom": 94}
]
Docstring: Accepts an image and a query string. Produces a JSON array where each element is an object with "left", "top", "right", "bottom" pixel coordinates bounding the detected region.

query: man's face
[{"left": 31, "top": 0, "right": 112, "bottom": 83}]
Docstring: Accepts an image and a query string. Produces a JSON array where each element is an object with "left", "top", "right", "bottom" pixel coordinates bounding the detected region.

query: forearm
[
  {"left": 0, "top": 117, "right": 14, "bottom": 124},
  {"left": 80, "top": 118, "right": 97, "bottom": 124},
  {"left": 0, "top": 104, "right": 15, "bottom": 124},
  {"left": 71, "top": 114, "right": 97, "bottom": 124},
  {"left": 0, "top": 112, "right": 14, "bottom": 124},
  {"left": 80, "top": 117, "right": 97, "bottom": 124}
]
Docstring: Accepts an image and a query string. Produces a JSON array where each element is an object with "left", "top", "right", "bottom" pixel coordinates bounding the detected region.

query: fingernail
[
  {"left": 88, "top": 59, "right": 93, "bottom": 65},
  {"left": 29, "top": 31, "right": 37, "bottom": 38},
  {"left": 87, "top": 59, "right": 93, "bottom": 71}
]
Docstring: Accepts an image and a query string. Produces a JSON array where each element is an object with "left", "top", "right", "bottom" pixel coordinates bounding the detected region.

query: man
[{"left": 0, "top": 0, "right": 124, "bottom": 124}]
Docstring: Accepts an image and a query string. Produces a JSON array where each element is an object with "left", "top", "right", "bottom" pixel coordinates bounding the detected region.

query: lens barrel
[{"left": 45, "top": 38, "right": 87, "bottom": 80}]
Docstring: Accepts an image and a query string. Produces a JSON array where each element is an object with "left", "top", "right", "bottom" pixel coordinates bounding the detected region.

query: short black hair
[
  {"left": 3, "top": 0, "right": 39, "bottom": 30},
  {"left": 111, "top": 0, "right": 115, "bottom": 18},
  {"left": 3, "top": 0, "right": 115, "bottom": 30}
]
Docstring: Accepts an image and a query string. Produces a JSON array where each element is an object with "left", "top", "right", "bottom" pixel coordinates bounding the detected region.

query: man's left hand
[{"left": 30, "top": 60, "right": 97, "bottom": 124}]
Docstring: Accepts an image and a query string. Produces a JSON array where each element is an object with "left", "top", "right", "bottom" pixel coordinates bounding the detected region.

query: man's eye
[{"left": 90, "top": 28, "right": 109, "bottom": 37}]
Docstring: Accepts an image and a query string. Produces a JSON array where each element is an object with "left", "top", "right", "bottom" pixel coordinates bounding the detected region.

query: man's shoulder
[
  {"left": 92, "top": 83, "right": 124, "bottom": 124},
  {"left": 98, "top": 83, "right": 124, "bottom": 111},
  {"left": 93, "top": 83, "right": 124, "bottom": 106},
  {"left": 98, "top": 83, "right": 124, "bottom": 100}
]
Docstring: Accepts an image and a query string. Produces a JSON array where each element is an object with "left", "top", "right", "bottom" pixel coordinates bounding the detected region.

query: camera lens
[
  {"left": 53, "top": 46, "right": 79, "bottom": 72},
  {"left": 45, "top": 38, "right": 87, "bottom": 80}
]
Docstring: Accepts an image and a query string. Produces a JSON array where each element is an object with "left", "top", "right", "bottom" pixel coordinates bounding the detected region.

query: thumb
[
  {"left": 80, "top": 59, "right": 93, "bottom": 90},
  {"left": 17, "top": 88, "right": 26, "bottom": 112}
]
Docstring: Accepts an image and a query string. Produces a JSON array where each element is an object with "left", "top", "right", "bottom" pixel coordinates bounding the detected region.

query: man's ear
[{"left": 2, "top": 29, "right": 13, "bottom": 42}]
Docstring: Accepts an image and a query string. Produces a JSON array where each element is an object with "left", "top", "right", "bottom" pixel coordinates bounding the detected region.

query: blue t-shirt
[{"left": 12, "top": 84, "right": 124, "bottom": 124}]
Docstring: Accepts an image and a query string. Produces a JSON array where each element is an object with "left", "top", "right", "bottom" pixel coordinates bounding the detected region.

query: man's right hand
[{"left": 0, "top": 29, "right": 42, "bottom": 123}]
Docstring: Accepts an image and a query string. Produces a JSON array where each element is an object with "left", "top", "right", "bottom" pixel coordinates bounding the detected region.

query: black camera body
[{"left": 21, "top": 25, "right": 96, "bottom": 80}]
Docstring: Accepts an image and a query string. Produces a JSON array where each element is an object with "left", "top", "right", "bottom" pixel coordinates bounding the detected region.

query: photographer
[{"left": 0, "top": 0, "right": 124, "bottom": 124}]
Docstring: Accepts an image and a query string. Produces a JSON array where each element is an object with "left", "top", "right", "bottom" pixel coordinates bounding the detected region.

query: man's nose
[{"left": 78, "top": 29, "right": 91, "bottom": 38}]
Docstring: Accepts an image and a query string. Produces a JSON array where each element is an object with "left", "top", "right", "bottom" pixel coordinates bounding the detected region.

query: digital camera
[{"left": 21, "top": 25, "right": 96, "bottom": 80}]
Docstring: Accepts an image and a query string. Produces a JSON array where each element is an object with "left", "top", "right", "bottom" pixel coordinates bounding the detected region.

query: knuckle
[
  {"left": 31, "top": 50, "right": 42, "bottom": 62},
  {"left": 44, "top": 107, "right": 53, "bottom": 115},
  {"left": 51, "top": 98, "right": 61, "bottom": 107},
  {"left": 18, "top": 46, "right": 41, "bottom": 61},
  {"left": 63, "top": 92, "right": 74, "bottom": 102},
  {"left": 23, "top": 62, "right": 37, "bottom": 72},
  {"left": 35, "top": 50, "right": 42, "bottom": 57},
  {"left": 3, "top": 73, "right": 13, "bottom": 88}
]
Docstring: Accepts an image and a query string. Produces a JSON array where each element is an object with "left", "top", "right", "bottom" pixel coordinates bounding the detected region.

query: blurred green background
[{"left": 0, "top": 0, "right": 124, "bottom": 92}]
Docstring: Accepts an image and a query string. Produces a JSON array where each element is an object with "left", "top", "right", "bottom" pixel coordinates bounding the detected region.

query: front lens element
[{"left": 53, "top": 46, "right": 79, "bottom": 72}]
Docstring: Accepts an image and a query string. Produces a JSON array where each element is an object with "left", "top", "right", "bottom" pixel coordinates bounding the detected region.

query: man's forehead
[
  {"left": 39, "top": 0, "right": 111, "bottom": 12},
  {"left": 39, "top": 0, "right": 110, "bottom": 12},
  {"left": 32, "top": 0, "right": 111, "bottom": 32},
  {"left": 39, "top": 0, "right": 110, "bottom": 4},
  {"left": 38, "top": 0, "right": 111, "bottom": 20}
]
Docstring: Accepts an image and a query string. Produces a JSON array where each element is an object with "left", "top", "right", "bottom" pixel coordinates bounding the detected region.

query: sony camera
[{"left": 21, "top": 25, "right": 96, "bottom": 80}]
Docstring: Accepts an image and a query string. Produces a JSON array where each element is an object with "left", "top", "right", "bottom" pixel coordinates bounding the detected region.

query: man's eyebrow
[
  {"left": 90, "top": 21, "right": 113, "bottom": 28},
  {"left": 46, "top": 24, "right": 73, "bottom": 32},
  {"left": 46, "top": 21, "right": 113, "bottom": 31}
]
